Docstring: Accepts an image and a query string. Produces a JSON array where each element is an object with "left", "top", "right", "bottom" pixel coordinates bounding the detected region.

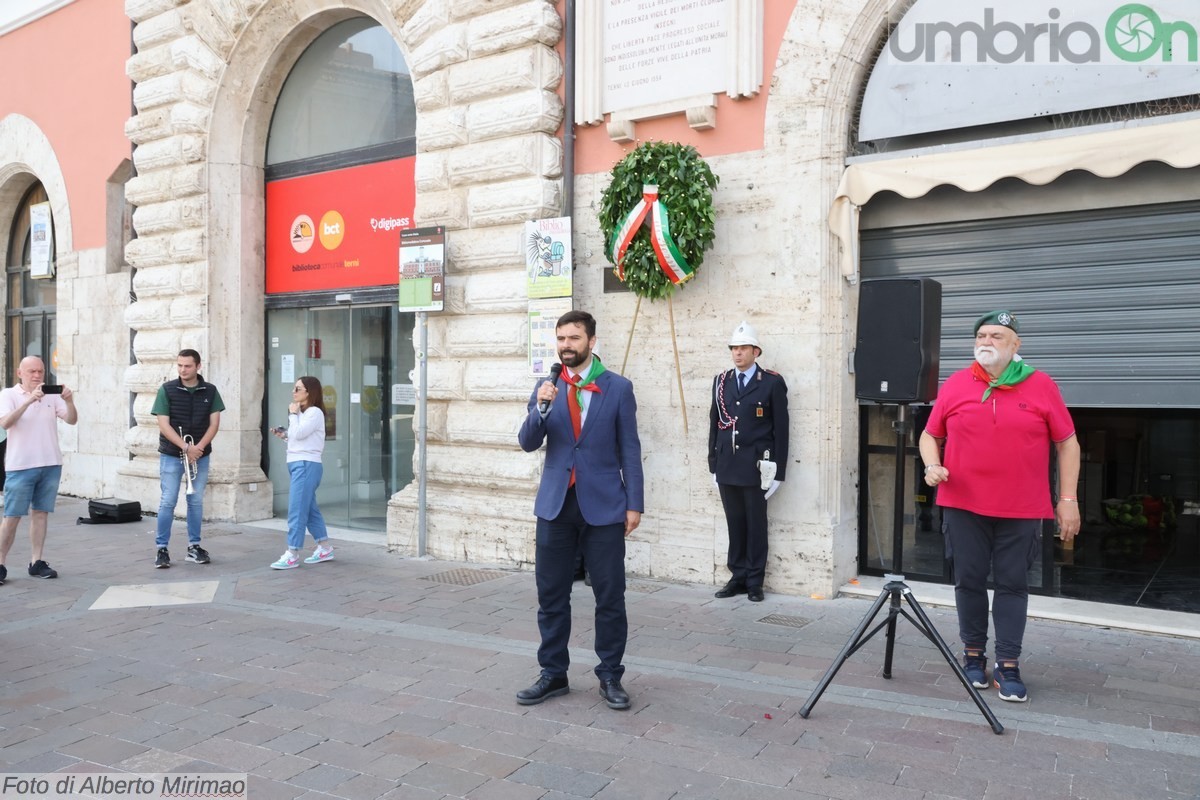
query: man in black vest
[
  {"left": 709, "top": 321, "right": 789, "bottom": 602},
  {"left": 151, "top": 349, "right": 225, "bottom": 568}
]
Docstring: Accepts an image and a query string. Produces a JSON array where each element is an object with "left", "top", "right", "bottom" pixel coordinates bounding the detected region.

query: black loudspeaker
[{"left": 854, "top": 278, "right": 942, "bottom": 402}]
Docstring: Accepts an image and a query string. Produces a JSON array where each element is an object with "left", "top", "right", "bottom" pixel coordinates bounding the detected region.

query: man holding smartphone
[{"left": 0, "top": 356, "right": 78, "bottom": 582}]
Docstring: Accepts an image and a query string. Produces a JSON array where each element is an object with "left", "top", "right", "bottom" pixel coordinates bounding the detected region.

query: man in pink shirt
[
  {"left": 919, "top": 311, "right": 1080, "bottom": 703},
  {"left": 0, "top": 356, "right": 78, "bottom": 582}
]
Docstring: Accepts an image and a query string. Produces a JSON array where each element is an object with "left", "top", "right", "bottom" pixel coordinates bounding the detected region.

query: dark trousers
[
  {"left": 718, "top": 483, "right": 768, "bottom": 590},
  {"left": 535, "top": 486, "right": 627, "bottom": 682},
  {"left": 943, "top": 507, "right": 1041, "bottom": 662}
]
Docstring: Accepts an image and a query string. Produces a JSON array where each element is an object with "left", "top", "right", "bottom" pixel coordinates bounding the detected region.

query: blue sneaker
[
  {"left": 993, "top": 661, "right": 1028, "bottom": 702},
  {"left": 962, "top": 651, "right": 988, "bottom": 689}
]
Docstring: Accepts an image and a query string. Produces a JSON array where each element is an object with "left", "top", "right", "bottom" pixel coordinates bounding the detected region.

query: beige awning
[{"left": 830, "top": 114, "right": 1200, "bottom": 282}]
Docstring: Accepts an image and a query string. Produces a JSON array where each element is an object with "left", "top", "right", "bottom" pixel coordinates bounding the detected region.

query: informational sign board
[
  {"left": 30, "top": 202, "right": 53, "bottom": 279},
  {"left": 265, "top": 158, "right": 415, "bottom": 294},
  {"left": 528, "top": 297, "right": 575, "bottom": 376},
  {"left": 399, "top": 226, "right": 446, "bottom": 312},
  {"left": 602, "top": 0, "right": 730, "bottom": 113},
  {"left": 525, "top": 216, "right": 572, "bottom": 299}
]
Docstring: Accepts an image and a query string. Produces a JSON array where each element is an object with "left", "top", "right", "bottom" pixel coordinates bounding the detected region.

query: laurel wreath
[{"left": 598, "top": 142, "right": 719, "bottom": 301}]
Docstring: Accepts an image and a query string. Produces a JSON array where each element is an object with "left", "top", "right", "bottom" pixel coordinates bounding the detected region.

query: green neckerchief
[
  {"left": 973, "top": 356, "right": 1036, "bottom": 402},
  {"left": 568, "top": 356, "right": 606, "bottom": 406}
]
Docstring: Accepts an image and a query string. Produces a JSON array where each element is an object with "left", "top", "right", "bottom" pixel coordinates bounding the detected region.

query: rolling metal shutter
[{"left": 859, "top": 200, "right": 1200, "bottom": 408}]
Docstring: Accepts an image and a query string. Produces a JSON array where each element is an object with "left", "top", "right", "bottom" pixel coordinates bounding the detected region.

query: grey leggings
[{"left": 943, "top": 508, "right": 1041, "bottom": 662}]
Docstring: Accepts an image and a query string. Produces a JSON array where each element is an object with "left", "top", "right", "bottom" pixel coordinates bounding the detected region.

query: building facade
[{"left": 4, "top": 0, "right": 1198, "bottom": 613}]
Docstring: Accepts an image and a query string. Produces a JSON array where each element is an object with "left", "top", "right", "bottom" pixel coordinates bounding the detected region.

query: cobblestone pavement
[{"left": 1, "top": 497, "right": 1198, "bottom": 799}]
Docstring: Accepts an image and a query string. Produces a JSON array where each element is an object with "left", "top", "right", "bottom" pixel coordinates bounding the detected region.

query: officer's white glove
[
  {"left": 712, "top": 474, "right": 718, "bottom": 488},
  {"left": 764, "top": 480, "right": 781, "bottom": 500}
]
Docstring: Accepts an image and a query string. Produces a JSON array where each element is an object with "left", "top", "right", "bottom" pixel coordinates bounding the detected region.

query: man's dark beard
[{"left": 559, "top": 348, "right": 589, "bottom": 369}]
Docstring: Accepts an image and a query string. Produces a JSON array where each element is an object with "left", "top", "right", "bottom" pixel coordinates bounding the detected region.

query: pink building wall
[{"left": 0, "top": 0, "right": 132, "bottom": 250}]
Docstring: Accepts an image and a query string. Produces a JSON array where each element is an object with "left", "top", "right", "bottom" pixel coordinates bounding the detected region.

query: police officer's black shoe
[
  {"left": 599, "top": 679, "right": 630, "bottom": 710},
  {"left": 714, "top": 581, "right": 746, "bottom": 598},
  {"left": 747, "top": 588, "right": 765, "bottom": 602}
]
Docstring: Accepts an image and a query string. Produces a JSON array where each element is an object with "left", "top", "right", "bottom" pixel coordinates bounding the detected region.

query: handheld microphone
[{"left": 539, "top": 363, "right": 562, "bottom": 414}]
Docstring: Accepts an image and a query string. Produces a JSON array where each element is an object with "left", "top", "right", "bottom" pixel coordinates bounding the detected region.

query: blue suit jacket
[{"left": 518, "top": 368, "right": 644, "bottom": 526}]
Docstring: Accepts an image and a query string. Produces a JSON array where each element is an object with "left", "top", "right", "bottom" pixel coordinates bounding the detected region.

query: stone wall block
[
  {"left": 416, "top": 106, "right": 469, "bottom": 151},
  {"left": 467, "top": 2, "right": 561, "bottom": 58},
  {"left": 444, "top": 401, "right": 524, "bottom": 446},
  {"left": 426, "top": 442, "right": 541, "bottom": 489},
  {"left": 133, "top": 135, "right": 206, "bottom": 172},
  {"left": 444, "top": 223, "right": 524, "bottom": 271},
  {"left": 132, "top": 197, "right": 204, "bottom": 235},
  {"left": 448, "top": 44, "right": 561, "bottom": 104},
  {"left": 412, "top": 70, "right": 449, "bottom": 111},
  {"left": 448, "top": 0, "right": 528, "bottom": 21},
  {"left": 135, "top": 71, "right": 216, "bottom": 112},
  {"left": 125, "top": 109, "right": 170, "bottom": 145},
  {"left": 414, "top": 151, "right": 449, "bottom": 193},
  {"left": 414, "top": 189, "right": 468, "bottom": 230},
  {"left": 467, "top": 177, "right": 560, "bottom": 227},
  {"left": 131, "top": 262, "right": 182, "bottom": 295},
  {"left": 170, "top": 229, "right": 206, "bottom": 263},
  {"left": 126, "top": 0, "right": 186, "bottom": 23},
  {"left": 171, "top": 163, "right": 207, "bottom": 198},
  {"left": 467, "top": 89, "right": 562, "bottom": 142},
  {"left": 132, "top": 8, "right": 187, "bottom": 49},
  {"left": 462, "top": 271, "right": 527, "bottom": 314},
  {"left": 126, "top": 171, "right": 176, "bottom": 206},
  {"left": 125, "top": 297, "right": 174, "bottom": 330},
  {"left": 179, "top": 4, "right": 236, "bottom": 57},
  {"left": 444, "top": 314, "right": 525, "bottom": 358},
  {"left": 125, "top": 361, "right": 174, "bottom": 395},
  {"left": 127, "top": 44, "right": 175, "bottom": 83},
  {"left": 170, "top": 295, "right": 206, "bottom": 328},
  {"left": 402, "top": 0, "right": 449, "bottom": 51},
  {"left": 410, "top": 23, "right": 468, "bottom": 76},
  {"left": 426, "top": 358, "right": 466, "bottom": 401},
  {"left": 170, "top": 35, "right": 225, "bottom": 78},
  {"left": 446, "top": 133, "right": 561, "bottom": 186},
  {"left": 462, "top": 357, "right": 532, "bottom": 401},
  {"left": 130, "top": 328, "right": 184, "bottom": 363},
  {"left": 126, "top": 237, "right": 173, "bottom": 270}
]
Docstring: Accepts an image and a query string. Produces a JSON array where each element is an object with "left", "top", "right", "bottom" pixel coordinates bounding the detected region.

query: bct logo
[{"left": 319, "top": 210, "right": 345, "bottom": 250}]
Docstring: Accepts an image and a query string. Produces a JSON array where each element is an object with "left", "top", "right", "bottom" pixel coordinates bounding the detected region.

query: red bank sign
[{"left": 265, "top": 158, "right": 416, "bottom": 294}]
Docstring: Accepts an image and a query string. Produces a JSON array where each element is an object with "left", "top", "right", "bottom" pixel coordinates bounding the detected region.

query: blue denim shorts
[{"left": 4, "top": 465, "right": 62, "bottom": 517}]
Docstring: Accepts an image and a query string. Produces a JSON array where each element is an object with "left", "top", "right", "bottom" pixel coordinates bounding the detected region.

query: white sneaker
[
  {"left": 304, "top": 544, "right": 334, "bottom": 565},
  {"left": 270, "top": 551, "right": 300, "bottom": 570}
]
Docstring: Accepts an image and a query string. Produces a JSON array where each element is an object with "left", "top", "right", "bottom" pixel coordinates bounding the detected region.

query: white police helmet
[{"left": 728, "top": 321, "right": 761, "bottom": 351}]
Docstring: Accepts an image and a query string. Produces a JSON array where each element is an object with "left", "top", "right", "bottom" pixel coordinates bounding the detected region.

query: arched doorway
[
  {"left": 262, "top": 17, "right": 417, "bottom": 531},
  {"left": 6, "top": 181, "right": 57, "bottom": 386}
]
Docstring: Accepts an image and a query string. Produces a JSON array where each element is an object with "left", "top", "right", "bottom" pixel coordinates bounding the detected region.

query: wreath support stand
[
  {"left": 667, "top": 295, "right": 688, "bottom": 436},
  {"left": 620, "top": 296, "right": 641, "bottom": 377}
]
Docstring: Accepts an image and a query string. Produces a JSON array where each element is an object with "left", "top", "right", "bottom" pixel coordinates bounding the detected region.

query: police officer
[{"left": 709, "top": 321, "right": 789, "bottom": 602}]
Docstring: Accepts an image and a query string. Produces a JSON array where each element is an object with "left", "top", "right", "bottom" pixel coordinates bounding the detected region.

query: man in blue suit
[{"left": 517, "top": 310, "right": 644, "bottom": 710}]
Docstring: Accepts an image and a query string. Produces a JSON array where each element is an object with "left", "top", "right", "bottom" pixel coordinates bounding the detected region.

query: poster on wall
[
  {"left": 528, "top": 297, "right": 574, "bottom": 376},
  {"left": 399, "top": 226, "right": 446, "bottom": 312},
  {"left": 525, "top": 216, "right": 572, "bottom": 299},
  {"left": 30, "top": 202, "right": 53, "bottom": 279},
  {"left": 265, "top": 158, "right": 415, "bottom": 294}
]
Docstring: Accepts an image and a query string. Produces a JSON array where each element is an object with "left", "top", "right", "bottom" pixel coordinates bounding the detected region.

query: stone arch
[{"left": 0, "top": 113, "right": 73, "bottom": 261}]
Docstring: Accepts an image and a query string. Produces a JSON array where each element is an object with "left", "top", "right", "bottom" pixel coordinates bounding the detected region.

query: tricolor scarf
[
  {"left": 972, "top": 356, "right": 1035, "bottom": 402},
  {"left": 562, "top": 357, "right": 606, "bottom": 409}
]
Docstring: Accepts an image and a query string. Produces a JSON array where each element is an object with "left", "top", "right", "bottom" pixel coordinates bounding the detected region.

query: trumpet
[{"left": 180, "top": 430, "right": 198, "bottom": 495}]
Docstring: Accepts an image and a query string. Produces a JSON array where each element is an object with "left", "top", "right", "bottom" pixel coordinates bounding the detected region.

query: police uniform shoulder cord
[{"left": 714, "top": 369, "right": 737, "bottom": 430}]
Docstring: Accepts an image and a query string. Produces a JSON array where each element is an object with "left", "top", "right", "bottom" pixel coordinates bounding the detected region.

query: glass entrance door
[{"left": 265, "top": 305, "right": 415, "bottom": 530}]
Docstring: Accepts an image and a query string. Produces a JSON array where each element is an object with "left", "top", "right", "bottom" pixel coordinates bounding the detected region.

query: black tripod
[{"left": 799, "top": 404, "right": 1004, "bottom": 734}]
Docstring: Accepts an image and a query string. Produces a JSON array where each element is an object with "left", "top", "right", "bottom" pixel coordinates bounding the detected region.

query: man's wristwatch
[{"left": 923, "top": 464, "right": 941, "bottom": 473}]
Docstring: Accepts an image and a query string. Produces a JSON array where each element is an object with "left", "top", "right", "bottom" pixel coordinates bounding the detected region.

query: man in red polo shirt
[{"left": 919, "top": 310, "right": 1080, "bottom": 702}]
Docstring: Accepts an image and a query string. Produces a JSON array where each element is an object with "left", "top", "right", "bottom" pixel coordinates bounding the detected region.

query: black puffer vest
[{"left": 157, "top": 377, "right": 217, "bottom": 457}]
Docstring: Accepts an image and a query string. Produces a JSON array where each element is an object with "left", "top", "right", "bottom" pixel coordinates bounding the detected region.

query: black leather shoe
[
  {"left": 747, "top": 588, "right": 765, "bottom": 602},
  {"left": 516, "top": 675, "right": 569, "bottom": 705},
  {"left": 714, "top": 581, "right": 746, "bottom": 599},
  {"left": 599, "top": 679, "right": 630, "bottom": 710}
]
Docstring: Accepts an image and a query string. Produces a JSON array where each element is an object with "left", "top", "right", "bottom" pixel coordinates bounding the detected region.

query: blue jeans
[
  {"left": 157, "top": 453, "right": 210, "bottom": 547},
  {"left": 287, "top": 460, "right": 328, "bottom": 551}
]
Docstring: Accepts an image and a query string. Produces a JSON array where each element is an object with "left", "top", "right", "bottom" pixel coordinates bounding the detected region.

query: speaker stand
[{"left": 799, "top": 404, "right": 1004, "bottom": 734}]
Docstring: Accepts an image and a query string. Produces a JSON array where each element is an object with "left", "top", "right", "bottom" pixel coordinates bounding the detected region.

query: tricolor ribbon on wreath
[{"left": 606, "top": 184, "right": 695, "bottom": 286}]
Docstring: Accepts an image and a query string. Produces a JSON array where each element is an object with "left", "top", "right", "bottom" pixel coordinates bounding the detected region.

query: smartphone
[
  {"left": 41, "top": 385, "right": 63, "bottom": 394},
  {"left": 271, "top": 425, "right": 286, "bottom": 435}
]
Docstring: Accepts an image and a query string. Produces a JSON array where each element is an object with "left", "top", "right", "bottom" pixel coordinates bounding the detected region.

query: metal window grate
[
  {"left": 421, "top": 568, "right": 510, "bottom": 586},
  {"left": 757, "top": 613, "right": 811, "bottom": 629}
]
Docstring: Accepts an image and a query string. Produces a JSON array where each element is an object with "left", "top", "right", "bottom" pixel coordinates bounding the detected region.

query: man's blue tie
[{"left": 738, "top": 372, "right": 747, "bottom": 395}]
